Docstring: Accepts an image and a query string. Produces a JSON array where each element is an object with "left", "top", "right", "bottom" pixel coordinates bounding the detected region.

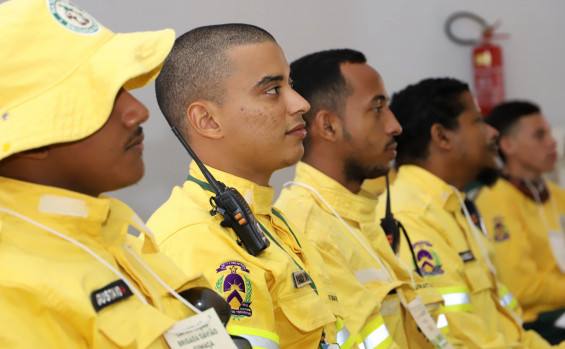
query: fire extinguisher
[{"left": 445, "top": 12, "right": 509, "bottom": 115}]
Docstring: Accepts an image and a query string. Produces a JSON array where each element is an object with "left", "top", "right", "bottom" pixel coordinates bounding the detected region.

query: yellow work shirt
[
  {"left": 0, "top": 176, "right": 209, "bottom": 348},
  {"left": 476, "top": 178, "right": 565, "bottom": 322},
  {"left": 147, "top": 162, "right": 339, "bottom": 349},
  {"left": 377, "top": 165, "right": 555, "bottom": 349},
  {"left": 276, "top": 162, "right": 453, "bottom": 349}
]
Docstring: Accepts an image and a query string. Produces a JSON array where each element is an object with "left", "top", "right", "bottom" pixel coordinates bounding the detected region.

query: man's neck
[
  {"left": 503, "top": 162, "right": 543, "bottom": 182},
  {"left": 303, "top": 158, "right": 361, "bottom": 194}
]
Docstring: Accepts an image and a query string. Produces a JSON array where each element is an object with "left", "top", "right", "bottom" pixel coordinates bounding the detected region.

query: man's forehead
[{"left": 227, "top": 41, "right": 289, "bottom": 84}]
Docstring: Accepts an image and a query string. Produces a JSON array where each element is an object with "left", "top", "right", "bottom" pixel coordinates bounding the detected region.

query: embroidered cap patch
[{"left": 90, "top": 280, "right": 133, "bottom": 312}]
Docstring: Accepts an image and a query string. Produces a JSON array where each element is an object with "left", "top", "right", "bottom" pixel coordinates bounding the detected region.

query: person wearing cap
[
  {"left": 475, "top": 101, "right": 565, "bottom": 344},
  {"left": 0, "top": 0, "right": 212, "bottom": 347},
  {"left": 275, "top": 49, "right": 459, "bottom": 349},
  {"left": 378, "top": 77, "right": 561, "bottom": 348}
]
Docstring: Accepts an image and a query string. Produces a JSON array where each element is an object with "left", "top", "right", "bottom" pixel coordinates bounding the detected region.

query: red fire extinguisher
[
  {"left": 446, "top": 13, "right": 509, "bottom": 115},
  {"left": 473, "top": 27, "right": 505, "bottom": 115}
]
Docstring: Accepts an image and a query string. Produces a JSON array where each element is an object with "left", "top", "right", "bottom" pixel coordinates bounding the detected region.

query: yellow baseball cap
[{"left": 0, "top": 0, "right": 175, "bottom": 160}]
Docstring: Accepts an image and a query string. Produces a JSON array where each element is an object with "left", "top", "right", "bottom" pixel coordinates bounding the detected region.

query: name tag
[
  {"left": 405, "top": 297, "right": 453, "bottom": 349},
  {"left": 164, "top": 308, "right": 236, "bottom": 349},
  {"left": 458, "top": 250, "right": 475, "bottom": 263},
  {"left": 292, "top": 270, "right": 312, "bottom": 289},
  {"left": 549, "top": 230, "right": 565, "bottom": 273},
  {"left": 90, "top": 280, "right": 133, "bottom": 312}
]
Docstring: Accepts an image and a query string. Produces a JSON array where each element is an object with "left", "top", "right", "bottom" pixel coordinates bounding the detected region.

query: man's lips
[
  {"left": 125, "top": 127, "right": 144, "bottom": 150},
  {"left": 286, "top": 122, "right": 307, "bottom": 137}
]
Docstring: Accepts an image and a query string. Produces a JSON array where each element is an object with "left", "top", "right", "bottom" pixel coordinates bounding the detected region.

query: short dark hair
[
  {"left": 389, "top": 77, "right": 470, "bottom": 166},
  {"left": 289, "top": 49, "right": 366, "bottom": 156},
  {"left": 155, "top": 23, "right": 276, "bottom": 140},
  {"left": 486, "top": 100, "right": 541, "bottom": 162}
]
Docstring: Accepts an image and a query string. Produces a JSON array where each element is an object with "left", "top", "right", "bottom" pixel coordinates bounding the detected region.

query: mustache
[
  {"left": 124, "top": 126, "right": 144, "bottom": 149},
  {"left": 384, "top": 137, "right": 397, "bottom": 149}
]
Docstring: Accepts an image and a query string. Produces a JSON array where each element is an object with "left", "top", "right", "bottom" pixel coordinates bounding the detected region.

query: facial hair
[{"left": 475, "top": 166, "right": 501, "bottom": 187}]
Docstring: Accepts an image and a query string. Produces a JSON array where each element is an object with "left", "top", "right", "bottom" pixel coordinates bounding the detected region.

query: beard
[
  {"left": 343, "top": 157, "right": 390, "bottom": 184},
  {"left": 474, "top": 166, "right": 501, "bottom": 187}
]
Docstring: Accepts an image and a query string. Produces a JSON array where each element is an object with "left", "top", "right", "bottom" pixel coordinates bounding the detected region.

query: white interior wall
[{"left": 81, "top": 0, "right": 565, "bottom": 220}]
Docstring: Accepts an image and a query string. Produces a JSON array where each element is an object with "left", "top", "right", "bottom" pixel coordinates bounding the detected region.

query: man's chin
[{"left": 475, "top": 167, "right": 500, "bottom": 187}]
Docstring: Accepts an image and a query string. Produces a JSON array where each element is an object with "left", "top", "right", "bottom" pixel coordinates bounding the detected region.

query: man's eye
[
  {"left": 265, "top": 86, "right": 280, "bottom": 95},
  {"left": 374, "top": 106, "right": 383, "bottom": 113}
]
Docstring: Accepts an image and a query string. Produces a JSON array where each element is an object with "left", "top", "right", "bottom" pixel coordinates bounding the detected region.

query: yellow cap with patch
[{"left": 0, "top": 0, "right": 175, "bottom": 160}]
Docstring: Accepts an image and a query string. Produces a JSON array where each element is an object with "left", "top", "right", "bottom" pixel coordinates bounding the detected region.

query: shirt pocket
[
  {"left": 97, "top": 299, "right": 174, "bottom": 348},
  {"left": 279, "top": 286, "right": 334, "bottom": 332},
  {"left": 463, "top": 264, "right": 493, "bottom": 294}
]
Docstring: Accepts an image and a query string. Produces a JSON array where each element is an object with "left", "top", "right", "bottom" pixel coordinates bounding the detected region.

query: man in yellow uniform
[
  {"left": 379, "top": 77, "right": 558, "bottom": 348},
  {"left": 0, "top": 0, "right": 214, "bottom": 347},
  {"left": 147, "top": 24, "right": 345, "bottom": 348},
  {"left": 475, "top": 101, "right": 565, "bottom": 343},
  {"left": 275, "top": 49, "right": 456, "bottom": 349}
]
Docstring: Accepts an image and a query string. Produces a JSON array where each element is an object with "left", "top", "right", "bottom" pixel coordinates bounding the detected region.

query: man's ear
[
  {"left": 186, "top": 100, "right": 223, "bottom": 139},
  {"left": 313, "top": 110, "right": 341, "bottom": 143},
  {"left": 430, "top": 123, "right": 452, "bottom": 150},
  {"left": 499, "top": 136, "right": 514, "bottom": 157}
]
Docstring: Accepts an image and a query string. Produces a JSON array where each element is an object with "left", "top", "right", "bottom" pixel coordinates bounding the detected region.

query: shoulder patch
[
  {"left": 492, "top": 216, "right": 510, "bottom": 242},
  {"left": 215, "top": 261, "right": 252, "bottom": 320},
  {"left": 413, "top": 241, "right": 444, "bottom": 276},
  {"left": 90, "top": 280, "right": 133, "bottom": 312}
]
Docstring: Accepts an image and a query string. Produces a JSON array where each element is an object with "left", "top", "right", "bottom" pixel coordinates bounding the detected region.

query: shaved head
[{"left": 155, "top": 23, "right": 276, "bottom": 139}]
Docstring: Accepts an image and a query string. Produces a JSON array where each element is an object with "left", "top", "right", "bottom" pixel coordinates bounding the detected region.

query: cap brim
[{"left": 1, "top": 28, "right": 174, "bottom": 160}]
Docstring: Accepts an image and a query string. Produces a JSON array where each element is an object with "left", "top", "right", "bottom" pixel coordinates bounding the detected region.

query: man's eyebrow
[
  {"left": 254, "top": 75, "right": 284, "bottom": 89},
  {"left": 371, "top": 94, "right": 388, "bottom": 103}
]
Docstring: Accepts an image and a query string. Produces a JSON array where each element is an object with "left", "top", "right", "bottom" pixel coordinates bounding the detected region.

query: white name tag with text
[
  {"left": 164, "top": 308, "right": 236, "bottom": 349},
  {"left": 406, "top": 297, "right": 453, "bottom": 349},
  {"left": 549, "top": 229, "right": 565, "bottom": 273}
]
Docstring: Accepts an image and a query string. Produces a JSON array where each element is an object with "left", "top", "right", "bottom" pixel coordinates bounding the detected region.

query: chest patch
[
  {"left": 215, "top": 261, "right": 253, "bottom": 320},
  {"left": 492, "top": 216, "right": 510, "bottom": 242},
  {"left": 413, "top": 241, "right": 444, "bottom": 276},
  {"left": 90, "top": 280, "right": 133, "bottom": 312}
]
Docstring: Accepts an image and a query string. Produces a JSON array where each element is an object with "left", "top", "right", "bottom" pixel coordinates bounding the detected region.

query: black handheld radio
[
  {"left": 380, "top": 173, "right": 421, "bottom": 276},
  {"left": 171, "top": 127, "right": 270, "bottom": 256}
]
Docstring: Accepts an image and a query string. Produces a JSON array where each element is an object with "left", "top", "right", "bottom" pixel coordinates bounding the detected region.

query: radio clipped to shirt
[{"left": 171, "top": 127, "right": 270, "bottom": 256}]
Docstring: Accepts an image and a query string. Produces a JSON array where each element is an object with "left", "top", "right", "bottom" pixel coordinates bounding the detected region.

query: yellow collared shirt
[
  {"left": 277, "top": 162, "right": 451, "bottom": 348},
  {"left": 0, "top": 176, "right": 209, "bottom": 348},
  {"left": 147, "top": 162, "right": 338, "bottom": 349},
  {"left": 476, "top": 178, "right": 565, "bottom": 322},
  {"left": 379, "top": 165, "right": 555, "bottom": 349}
]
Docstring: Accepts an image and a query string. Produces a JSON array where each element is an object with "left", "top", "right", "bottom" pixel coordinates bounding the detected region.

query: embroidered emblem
[
  {"left": 90, "top": 280, "right": 133, "bottom": 312},
  {"left": 413, "top": 241, "right": 444, "bottom": 276},
  {"left": 47, "top": 0, "right": 101, "bottom": 35},
  {"left": 492, "top": 216, "right": 510, "bottom": 242},
  {"left": 215, "top": 261, "right": 252, "bottom": 319}
]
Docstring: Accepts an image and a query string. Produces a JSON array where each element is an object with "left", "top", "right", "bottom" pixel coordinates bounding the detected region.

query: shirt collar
[
  {"left": 396, "top": 165, "right": 463, "bottom": 213},
  {"left": 188, "top": 162, "right": 274, "bottom": 215},
  {"left": 294, "top": 161, "right": 378, "bottom": 223},
  {"left": 0, "top": 176, "right": 159, "bottom": 251}
]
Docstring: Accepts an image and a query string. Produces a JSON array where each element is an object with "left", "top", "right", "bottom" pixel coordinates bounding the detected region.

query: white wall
[{"left": 83, "top": 0, "right": 565, "bottom": 220}]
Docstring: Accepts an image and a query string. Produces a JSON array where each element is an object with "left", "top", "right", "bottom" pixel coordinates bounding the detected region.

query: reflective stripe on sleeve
[
  {"left": 228, "top": 325, "right": 279, "bottom": 349},
  {"left": 437, "top": 286, "right": 473, "bottom": 312},
  {"left": 359, "top": 314, "right": 394, "bottom": 349},
  {"left": 336, "top": 317, "right": 355, "bottom": 349},
  {"left": 498, "top": 284, "right": 518, "bottom": 311}
]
